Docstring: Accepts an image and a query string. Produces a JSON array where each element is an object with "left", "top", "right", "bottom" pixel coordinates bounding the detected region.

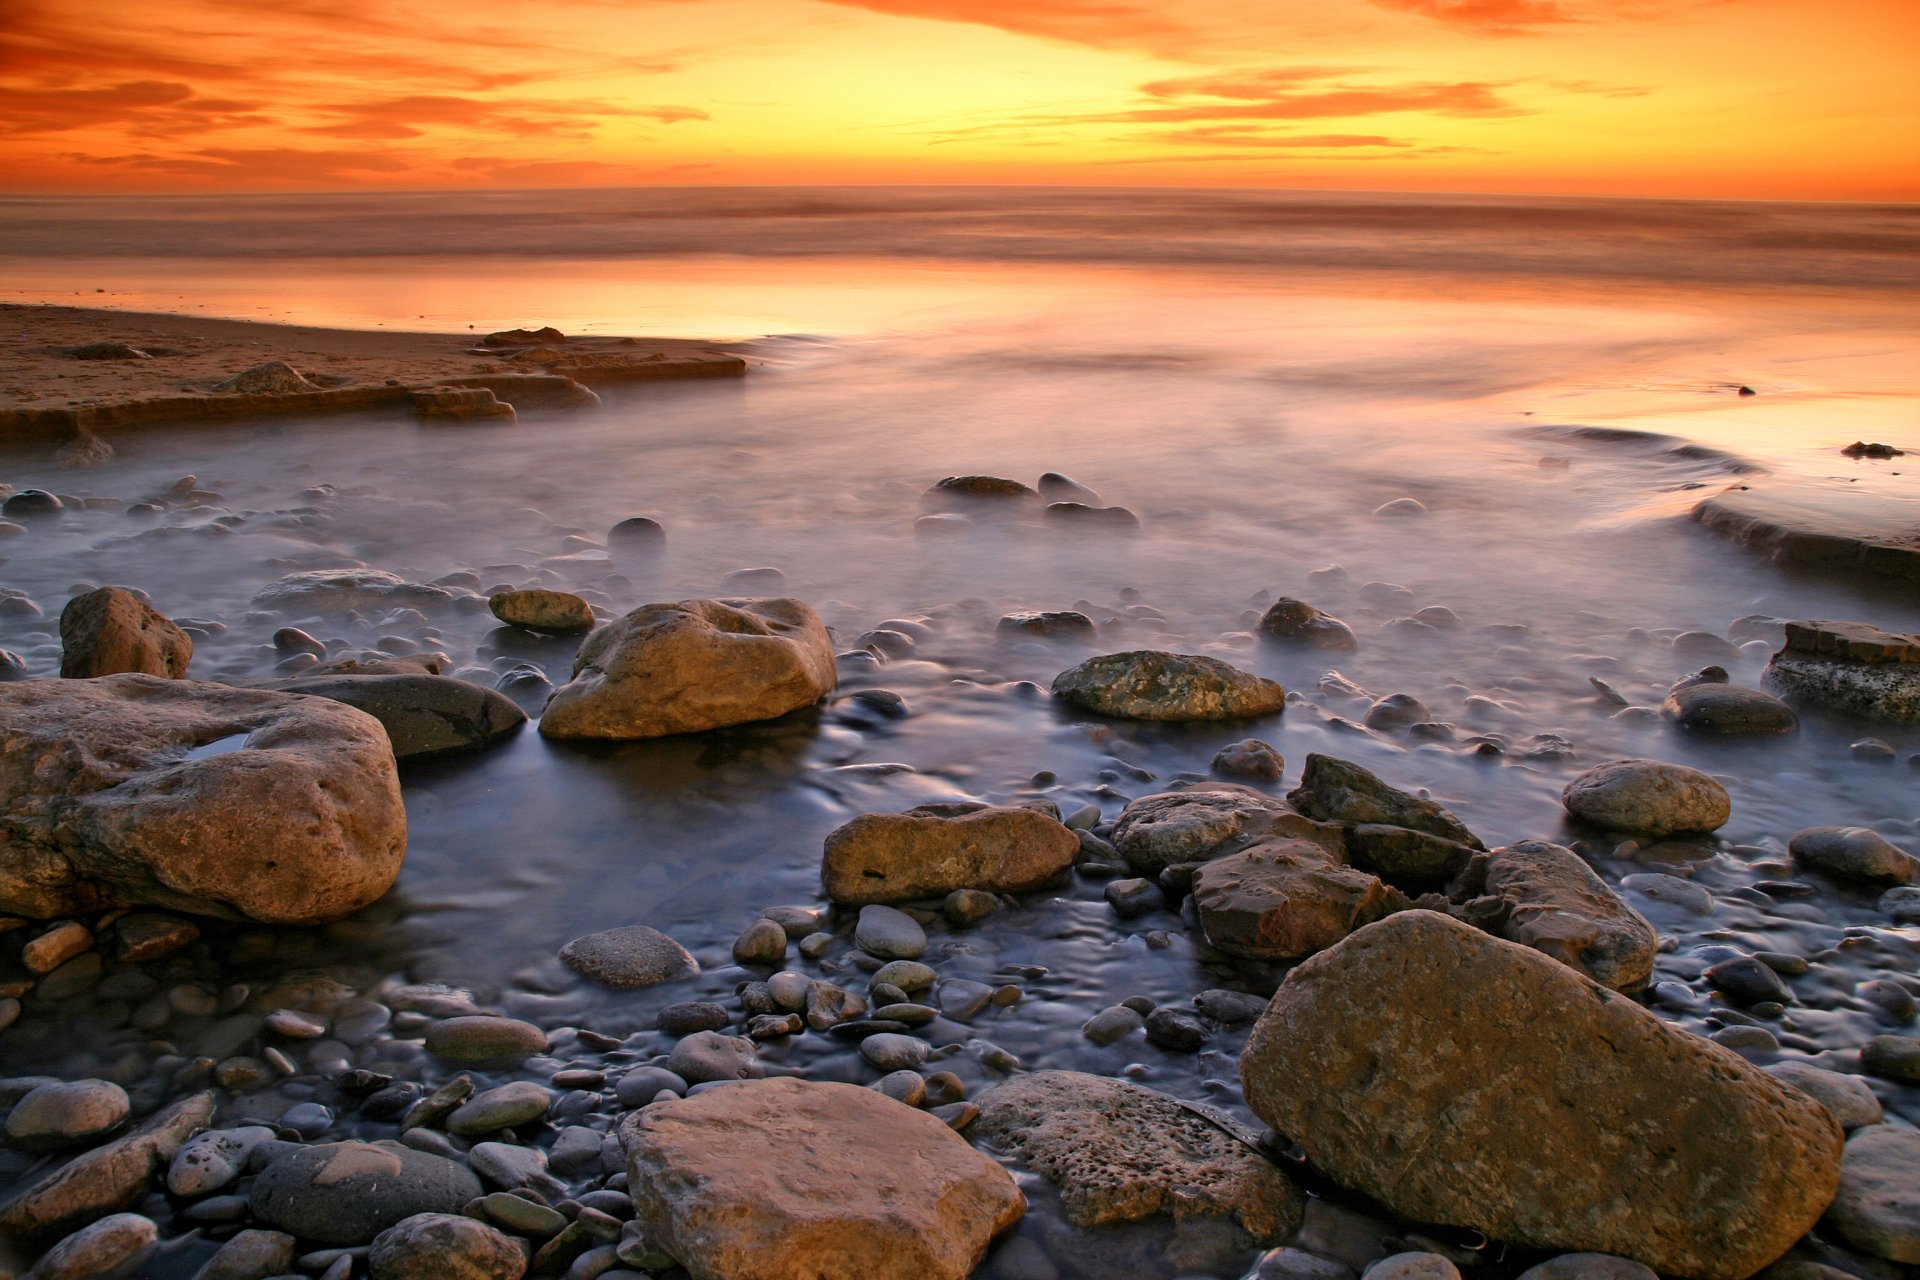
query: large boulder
[
  {"left": 621, "top": 1077, "right": 1023, "bottom": 1280},
  {"left": 250, "top": 1142, "right": 483, "bottom": 1246},
  {"left": 1241, "top": 912, "right": 1843, "bottom": 1280},
  {"left": 274, "top": 675, "right": 526, "bottom": 760},
  {"left": 1561, "top": 760, "right": 1729, "bottom": 837},
  {"left": 1452, "top": 840, "right": 1658, "bottom": 991},
  {"left": 1193, "top": 840, "right": 1402, "bottom": 961},
  {"left": 539, "top": 597, "right": 834, "bottom": 739},
  {"left": 59, "top": 587, "right": 192, "bottom": 679},
  {"left": 821, "top": 804, "right": 1078, "bottom": 905},
  {"left": 971, "top": 1070, "right": 1300, "bottom": 1240},
  {"left": 0, "top": 676, "right": 405, "bottom": 924},
  {"left": 1765, "top": 620, "right": 1920, "bottom": 722},
  {"left": 1052, "top": 651, "right": 1286, "bottom": 722},
  {"left": 1109, "top": 783, "right": 1305, "bottom": 875},
  {"left": 0, "top": 1092, "right": 214, "bottom": 1244},
  {"left": 1287, "top": 755, "right": 1483, "bottom": 849}
]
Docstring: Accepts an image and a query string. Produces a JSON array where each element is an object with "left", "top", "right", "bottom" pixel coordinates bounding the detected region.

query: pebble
[
  {"left": 1860, "top": 979, "right": 1917, "bottom": 1023},
  {"left": 936, "top": 979, "right": 995, "bottom": 1021},
  {"left": 3, "top": 1078, "right": 129, "bottom": 1150},
  {"left": 26, "top": 1212, "right": 157, "bottom": 1280},
  {"left": 766, "top": 971, "right": 812, "bottom": 1011},
  {"left": 666, "top": 1031, "right": 756, "bottom": 1084},
  {"left": 613, "top": 1068, "right": 687, "bottom": 1107},
  {"left": 1195, "top": 989, "right": 1269, "bottom": 1024},
  {"left": 1364, "top": 1255, "right": 1459, "bottom": 1280},
  {"left": 853, "top": 904, "right": 928, "bottom": 959},
  {"left": 870, "top": 1071, "right": 927, "bottom": 1106},
  {"left": 1081, "top": 1005, "right": 1144, "bottom": 1046},
  {"left": 197, "top": 1227, "right": 296, "bottom": 1280},
  {"left": 869, "top": 960, "right": 936, "bottom": 993},
  {"left": 657, "top": 1001, "right": 732, "bottom": 1035},
  {"left": 447, "top": 1081, "right": 552, "bottom": 1135},
  {"left": 1212, "top": 738, "right": 1284, "bottom": 781},
  {"left": 943, "top": 889, "right": 1001, "bottom": 925},
  {"left": 468, "top": 1141, "right": 561, "bottom": 1195},
  {"left": 1825, "top": 1126, "right": 1920, "bottom": 1263},
  {"left": 1862, "top": 1035, "right": 1920, "bottom": 1083},
  {"left": 731, "top": 918, "right": 788, "bottom": 966},
  {"left": 1765, "top": 1062, "right": 1883, "bottom": 1130},
  {"left": 1514, "top": 1256, "right": 1659, "bottom": 1280},
  {"left": 402, "top": 1075, "right": 475, "bottom": 1131},
  {"left": 370, "top": 1211, "right": 527, "bottom": 1280},
  {"left": 805, "top": 980, "right": 868, "bottom": 1031},
  {"left": 1103, "top": 877, "right": 1162, "bottom": 918},
  {"left": 559, "top": 925, "right": 700, "bottom": 988},
  {"left": 747, "top": 1012, "right": 805, "bottom": 1038},
  {"left": 859, "top": 1032, "right": 930, "bottom": 1070},
  {"left": 549, "top": 1126, "right": 606, "bottom": 1177},
  {"left": 265, "top": 1009, "right": 329, "bottom": 1039},
  {"left": 480, "top": 1189, "right": 568, "bottom": 1236},
  {"left": 1143, "top": 1007, "right": 1206, "bottom": 1052},
  {"left": 1703, "top": 956, "right": 1792, "bottom": 1005},
  {"left": 872, "top": 1003, "right": 937, "bottom": 1026},
  {"left": 22, "top": 920, "right": 92, "bottom": 974},
  {"left": 280, "top": 1102, "right": 334, "bottom": 1138},
  {"left": 928, "top": 1101, "right": 980, "bottom": 1131},
  {"left": 424, "top": 1016, "right": 550, "bottom": 1066}
]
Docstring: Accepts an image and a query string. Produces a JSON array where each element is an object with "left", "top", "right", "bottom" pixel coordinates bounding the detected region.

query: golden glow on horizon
[{"left": 1, "top": 0, "right": 1916, "bottom": 199}]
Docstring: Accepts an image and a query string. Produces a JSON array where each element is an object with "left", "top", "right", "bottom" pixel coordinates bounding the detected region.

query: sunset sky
[{"left": 2, "top": 0, "right": 1916, "bottom": 199}]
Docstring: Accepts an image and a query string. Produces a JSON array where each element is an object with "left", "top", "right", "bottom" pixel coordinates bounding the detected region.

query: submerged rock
[
  {"left": 251, "top": 569, "right": 455, "bottom": 614},
  {"left": 1453, "top": 840, "right": 1657, "bottom": 991},
  {"left": 558, "top": 925, "right": 700, "bottom": 989},
  {"left": 0, "top": 676, "right": 405, "bottom": 924},
  {"left": 59, "top": 587, "right": 192, "bottom": 679},
  {"left": 1052, "top": 650, "right": 1286, "bottom": 721},
  {"left": 1766, "top": 620, "right": 1920, "bottom": 722},
  {"left": 1241, "top": 912, "right": 1842, "bottom": 1280},
  {"left": 250, "top": 1142, "right": 483, "bottom": 1246},
  {"left": 1788, "top": 826, "right": 1919, "bottom": 886},
  {"left": 539, "top": 597, "right": 834, "bottom": 739},
  {"left": 998, "top": 610, "right": 1097, "bottom": 641},
  {"left": 1560, "top": 759, "right": 1729, "bottom": 837},
  {"left": 923, "top": 475, "right": 1040, "bottom": 510},
  {"left": 1662, "top": 683, "right": 1798, "bottom": 735},
  {"left": 1824, "top": 1125, "right": 1920, "bottom": 1263},
  {"left": 822, "top": 804, "right": 1078, "bottom": 905},
  {"left": 622, "top": 1078, "right": 1023, "bottom": 1280},
  {"left": 274, "top": 674, "right": 526, "bottom": 760},
  {"left": 1257, "top": 598, "right": 1357, "bottom": 652}
]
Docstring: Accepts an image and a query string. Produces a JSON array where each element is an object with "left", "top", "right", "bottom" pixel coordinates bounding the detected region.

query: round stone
[
  {"left": 559, "top": 925, "right": 699, "bottom": 989},
  {"left": 731, "top": 919, "right": 788, "bottom": 966},
  {"left": 423, "top": 1016, "right": 549, "bottom": 1066},
  {"left": 250, "top": 1142, "right": 483, "bottom": 1246},
  {"left": 1662, "top": 683, "right": 1797, "bottom": 735},
  {"left": 447, "top": 1081, "right": 552, "bottom": 1135},
  {"left": 860, "top": 1033, "right": 930, "bottom": 1071},
  {"left": 488, "top": 589, "right": 594, "bottom": 635},
  {"left": 3, "top": 1079, "right": 129, "bottom": 1151},
  {"left": 370, "top": 1212, "right": 527, "bottom": 1280},
  {"left": 1561, "top": 759, "right": 1730, "bottom": 836},
  {"left": 854, "top": 905, "right": 928, "bottom": 960}
]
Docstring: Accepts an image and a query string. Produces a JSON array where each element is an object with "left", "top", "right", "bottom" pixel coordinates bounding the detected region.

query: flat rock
[
  {"left": 249, "top": 1141, "right": 483, "bottom": 1246},
  {"left": 997, "top": 610, "right": 1097, "bottom": 641},
  {"left": 1052, "top": 650, "right": 1286, "bottom": 722},
  {"left": 539, "top": 597, "right": 834, "bottom": 739},
  {"left": 1766, "top": 620, "right": 1920, "bottom": 722},
  {"left": 821, "top": 804, "right": 1078, "bottom": 905},
  {"left": 972, "top": 1070, "right": 1300, "bottom": 1242},
  {"left": 1788, "top": 826, "right": 1918, "bottom": 886},
  {"left": 274, "top": 674, "right": 526, "bottom": 760},
  {"left": 4, "top": 1079, "right": 129, "bottom": 1151},
  {"left": 1287, "top": 754, "right": 1483, "bottom": 848},
  {"left": 1454, "top": 840, "right": 1658, "bottom": 991},
  {"left": 1823, "top": 1125, "right": 1920, "bottom": 1262},
  {"left": 622, "top": 1077, "right": 1022, "bottom": 1280},
  {"left": 853, "top": 904, "right": 927, "bottom": 959},
  {"left": 251, "top": 569, "right": 455, "bottom": 614},
  {"left": 1561, "top": 759, "right": 1730, "bottom": 837},
  {"left": 1662, "top": 683, "right": 1798, "bottom": 735},
  {"left": 1258, "top": 598, "right": 1357, "bottom": 651},
  {"left": 559, "top": 925, "right": 701, "bottom": 988},
  {"left": 488, "top": 589, "right": 594, "bottom": 635},
  {"left": 1193, "top": 840, "right": 1401, "bottom": 961},
  {"left": 0, "top": 676, "right": 405, "bottom": 924},
  {"left": 369, "top": 1212, "right": 527, "bottom": 1279},
  {"left": 1111, "top": 783, "right": 1299, "bottom": 875},
  {"left": 59, "top": 587, "right": 192, "bottom": 679},
  {"left": 1241, "top": 912, "right": 1842, "bottom": 1280},
  {"left": 0, "top": 1091, "right": 214, "bottom": 1244},
  {"left": 25, "top": 1212, "right": 157, "bottom": 1280}
]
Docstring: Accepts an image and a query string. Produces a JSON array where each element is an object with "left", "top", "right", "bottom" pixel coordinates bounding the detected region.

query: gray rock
[
  {"left": 1344, "top": 825, "right": 1477, "bottom": 888},
  {"left": 370, "top": 1212, "right": 528, "bottom": 1279},
  {"left": 4, "top": 1079, "right": 129, "bottom": 1151},
  {"left": 1111, "top": 783, "right": 1299, "bottom": 875},
  {"left": 731, "top": 918, "right": 787, "bottom": 965},
  {"left": 489, "top": 589, "right": 594, "bottom": 635},
  {"left": 1788, "top": 826, "right": 1919, "bottom": 885},
  {"left": 666, "top": 1031, "right": 756, "bottom": 1084},
  {"left": 613, "top": 1067, "right": 687, "bottom": 1108},
  {"left": 859, "top": 1033, "right": 930, "bottom": 1071},
  {"left": 559, "top": 926, "right": 699, "bottom": 989},
  {"left": 656, "top": 1001, "right": 730, "bottom": 1035},
  {"left": 168, "top": 1126, "right": 277, "bottom": 1197},
  {"left": 467, "top": 1142, "right": 558, "bottom": 1195},
  {"left": 1764, "top": 1063, "right": 1883, "bottom": 1131},
  {"left": 252, "top": 569, "right": 454, "bottom": 614},
  {"left": 1194, "top": 989, "right": 1268, "bottom": 1024},
  {"left": 998, "top": 611, "right": 1097, "bottom": 642},
  {"left": 1456, "top": 840, "right": 1658, "bottom": 992},
  {"left": 1212, "top": 738, "right": 1283, "bottom": 782},
  {"left": 1824, "top": 1125, "right": 1920, "bottom": 1262},
  {"left": 854, "top": 904, "right": 928, "bottom": 959},
  {"left": 1513, "top": 1257, "right": 1658, "bottom": 1280},
  {"left": 1363, "top": 694, "right": 1431, "bottom": 732},
  {"left": 1561, "top": 759, "right": 1730, "bottom": 837},
  {"left": 1663, "top": 683, "right": 1798, "bottom": 735},
  {"left": 250, "top": 1141, "right": 482, "bottom": 1246},
  {"left": 481, "top": 1188, "right": 568, "bottom": 1235},
  {"left": 935, "top": 979, "right": 995, "bottom": 1021},
  {"left": 0, "top": 1091, "right": 214, "bottom": 1244},
  {"left": 806, "top": 980, "right": 868, "bottom": 1031},
  {"left": 1861, "top": 1035, "right": 1920, "bottom": 1083},
  {"left": 1363, "top": 1255, "right": 1458, "bottom": 1280},
  {"left": 1704, "top": 956, "right": 1793, "bottom": 1005},
  {"left": 25, "top": 1212, "right": 156, "bottom": 1280},
  {"left": 1287, "top": 755, "right": 1483, "bottom": 848},
  {"left": 1081, "top": 1005, "right": 1144, "bottom": 1045},
  {"left": 60, "top": 587, "right": 192, "bottom": 679},
  {"left": 1253, "top": 1248, "right": 1358, "bottom": 1280},
  {"left": 447, "top": 1082, "right": 551, "bottom": 1135},
  {"left": 195, "top": 1228, "right": 296, "bottom": 1280},
  {"left": 424, "top": 1016, "right": 549, "bottom": 1066},
  {"left": 870, "top": 960, "right": 936, "bottom": 994},
  {"left": 1258, "top": 599, "right": 1357, "bottom": 651},
  {"left": 1052, "top": 650, "right": 1286, "bottom": 721},
  {"left": 272, "top": 675, "right": 525, "bottom": 760}
]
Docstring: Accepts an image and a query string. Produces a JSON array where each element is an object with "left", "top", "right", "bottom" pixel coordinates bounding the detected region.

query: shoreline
[{"left": 0, "top": 304, "right": 748, "bottom": 441}]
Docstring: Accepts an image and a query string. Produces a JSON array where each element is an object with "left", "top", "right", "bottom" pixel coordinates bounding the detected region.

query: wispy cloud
[
  {"left": 1368, "top": 0, "right": 1579, "bottom": 34},
  {"left": 303, "top": 94, "right": 706, "bottom": 141}
]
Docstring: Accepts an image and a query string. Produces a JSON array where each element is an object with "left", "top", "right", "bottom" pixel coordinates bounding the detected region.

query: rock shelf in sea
[{"left": 1, "top": 426, "right": 1918, "bottom": 1280}]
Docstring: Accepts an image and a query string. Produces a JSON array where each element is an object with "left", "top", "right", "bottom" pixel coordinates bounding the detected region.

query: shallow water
[{"left": 2, "top": 188, "right": 1918, "bottom": 1277}]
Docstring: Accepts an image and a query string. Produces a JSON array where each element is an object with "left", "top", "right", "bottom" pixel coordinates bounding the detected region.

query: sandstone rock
[
  {"left": 213, "top": 361, "right": 318, "bottom": 394},
  {"left": 274, "top": 674, "right": 526, "bottom": 760},
  {"left": 1240, "top": 912, "right": 1842, "bottom": 1280},
  {"left": 0, "top": 676, "right": 405, "bottom": 924},
  {"left": 1454, "top": 840, "right": 1657, "bottom": 991},
  {"left": 59, "top": 588, "right": 192, "bottom": 679},
  {"left": 0, "top": 1091, "right": 214, "bottom": 1244},
  {"left": 1287, "top": 755, "right": 1483, "bottom": 848},
  {"left": 1823, "top": 1125, "right": 1920, "bottom": 1263},
  {"left": 539, "top": 597, "right": 834, "bottom": 739},
  {"left": 370, "top": 1212, "right": 527, "bottom": 1279},
  {"left": 24, "top": 1212, "right": 156, "bottom": 1280},
  {"left": 1193, "top": 840, "right": 1401, "bottom": 961},
  {"left": 1766, "top": 620, "right": 1920, "bottom": 722},
  {"left": 972, "top": 1070, "right": 1299, "bottom": 1242},
  {"left": 559, "top": 925, "right": 699, "bottom": 988},
  {"left": 1561, "top": 759, "right": 1729, "bottom": 837},
  {"left": 488, "top": 589, "right": 594, "bottom": 635},
  {"left": 1788, "top": 826, "right": 1918, "bottom": 886},
  {"left": 196, "top": 1227, "right": 296, "bottom": 1280},
  {"left": 410, "top": 386, "right": 516, "bottom": 423},
  {"left": 1052, "top": 650, "right": 1285, "bottom": 721},
  {"left": 249, "top": 1141, "right": 482, "bottom": 1246},
  {"left": 1258, "top": 598, "right": 1357, "bottom": 651},
  {"left": 251, "top": 569, "right": 455, "bottom": 614},
  {"left": 821, "top": 804, "right": 1078, "bottom": 905},
  {"left": 1663, "top": 683, "right": 1798, "bottom": 735},
  {"left": 4, "top": 1079, "right": 129, "bottom": 1151},
  {"left": 1110, "top": 783, "right": 1299, "bottom": 875},
  {"left": 622, "top": 1078, "right": 1022, "bottom": 1280}
]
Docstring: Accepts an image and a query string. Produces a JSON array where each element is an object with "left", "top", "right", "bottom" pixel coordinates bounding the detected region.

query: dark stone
[{"left": 272, "top": 674, "right": 526, "bottom": 760}]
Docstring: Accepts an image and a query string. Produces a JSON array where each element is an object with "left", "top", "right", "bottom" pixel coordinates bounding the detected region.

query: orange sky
[{"left": 2, "top": 0, "right": 1916, "bottom": 198}]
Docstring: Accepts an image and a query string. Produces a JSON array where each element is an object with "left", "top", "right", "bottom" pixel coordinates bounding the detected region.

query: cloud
[
  {"left": 810, "top": 0, "right": 1199, "bottom": 53},
  {"left": 1046, "top": 69, "right": 1529, "bottom": 126},
  {"left": 60, "top": 146, "right": 415, "bottom": 181},
  {"left": 0, "top": 80, "right": 272, "bottom": 137},
  {"left": 302, "top": 94, "right": 707, "bottom": 141},
  {"left": 1369, "top": 0, "right": 1577, "bottom": 32},
  {"left": 1152, "top": 128, "right": 1412, "bottom": 148}
]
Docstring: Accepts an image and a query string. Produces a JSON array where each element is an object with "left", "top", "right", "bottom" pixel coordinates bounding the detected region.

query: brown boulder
[
  {"left": 0, "top": 676, "right": 406, "bottom": 923},
  {"left": 539, "top": 597, "right": 834, "bottom": 739},
  {"left": 821, "top": 804, "right": 1078, "bottom": 905},
  {"left": 1193, "top": 839, "right": 1402, "bottom": 960},
  {"left": 1287, "top": 755, "right": 1483, "bottom": 849},
  {"left": 1453, "top": 840, "right": 1658, "bottom": 991},
  {"left": 621, "top": 1078, "right": 1023, "bottom": 1280},
  {"left": 1052, "top": 651, "right": 1286, "bottom": 722},
  {"left": 59, "top": 587, "right": 191, "bottom": 679},
  {"left": 1109, "top": 783, "right": 1306, "bottom": 875},
  {"left": 1241, "top": 912, "right": 1842, "bottom": 1280}
]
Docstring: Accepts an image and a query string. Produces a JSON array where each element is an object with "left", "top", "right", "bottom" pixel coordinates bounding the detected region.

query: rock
[
  {"left": 1287, "top": 755, "right": 1483, "bottom": 848},
  {"left": 1110, "top": 783, "right": 1297, "bottom": 875},
  {"left": 1788, "top": 826, "right": 1918, "bottom": 885},
  {"left": 972, "top": 1071, "right": 1298, "bottom": 1243},
  {"left": 1241, "top": 912, "right": 1842, "bottom": 1280},
  {"left": 1257, "top": 598, "right": 1357, "bottom": 651},
  {"left": 0, "top": 1091, "right": 214, "bottom": 1244},
  {"left": 111, "top": 911, "right": 200, "bottom": 961},
  {"left": 923, "top": 475, "right": 1039, "bottom": 509},
  {"left": 59, "top": 587, "right": 192, "bottom": 679},
  {"left": 168, "top": 1126, "right": 277, "bottom": 1196},
  {"left": 447, "top": 1082, "right": 551, "bottom": 1135},
  {"left": 998, "top": 611, "right": 1097, "bottom": 642},
  {"left": 25, "top": 1212, "right": 156, "bottom": 1280},
  {"left": 608, "top": 516, "right": 666, "bottom": 550},
  {"left": 1663, "top": 683, "right": 1798, "bottom": 735},
  {"left": 1104, "top": 877, "right": 1161, "bottom": 917},
  {"left": 250, "top": 1141, "right": 483, "bottom": 1246},
  {"left": 1861, "top": 1035, "right": 1920, "bottom": 1083},
  {"left": 482, "top": 326, "right": 565, "bottom": 347},
  {"left": 1364, "top": 1257, "right": 1456, "bottom": 1280},
  {"left": 1052, "top": 651, "right": 1285, "bottom": 721},
  {"left": 424, "top": 1016, "right": 549, "bottom": 1066},
  {"left": 411, "top": 385, "right": 515, "bottom": 423},
  {"left": 65, "top": 342, "right": 151, "bottom": 360},
  {"left": 0, "top": 676, "right": 404, "bottom": 924},
  {"left": 1362, "top": 694, "right": 1430, "bottom": 732},
  {"left": 666, "top": 1030, "right": 756, "bottom": 1084},
  {"left": 558, "top": 925, "right": 699, "bottom": 988},
  {"left": 1256, "top": 1248, "right": 1360, "bottom": 1280},
  {"left": 1038, "top": 472, "right": 1099, "bottom": 502},
  {"left": 5, "top": 1079, "right": 130, "bottom": 1151},
  {"left": 1765, "top": 621, "right": 1920, "bottom": 722},
  {"left": 1513, "top": 1258, "right": 1657, "bottom": 1280},
  {"left": 1764, "top": 1063, "right": 1883, "bottom": 1130},
  {"left": 821, "top": 804, "right": 1078, "bottom": 905},
  {"left": 1143, "top": 1007, "right": 1206, "bottom": 1051},
  {"left": 1192, "top": 840, "right": 1400, "bottom": 961},
  {"left": 214, "top": 360, "right": 319, "bottom": 393},
  {"left": 252, "top": 569, "right": 455, "bottom": 614},
  {"left": 658, "top": 1001, "right": 731, "bottom": 1035},
  {"left": 732, "top": 918, "right": 788, "bottom": 965},
  {"left": 1344, "top": 825, "right": 1477, "bottom": 889},
  {"left": 1212, "top": 738, "right": 1283, "bottom": 782},
  {"left": 854, "top": 904, "right": 928, "bottom": 959},
  {"left": 274, "top": 674, "right": 526, "bottom": 760},
  {"left": 1082, "top": 1005, "right": 1144, "bottom": 1045},
  {"left": 1823, "top": 1125, "right": 1920, "bottom": 1262},
  {"left": 1455, "top": 840, "right": 1658, "bottom": 991},
  {"left": 489, "top": 589, "right": 594, "bottom": 635},
  {"left": 1044, "top": 501, "right": 1139, "bottom": 529},
  {"left": 622, "top": 1078, "right": 1023, "bottom": 1280},
  {"left": 539, "top": 597, "right": 834, "bottom": 739},
  {"left": 1560, "top": 759, "right": 1730, "bottom": 837},
  {"left": 859, "top": 1033, "right": 929, "bottom": 1071},
  {"left": 1704, "top": 955, "right": 1792, "bottom": 1005},
  {"left": 22, "top": 920, "right": 90, "bottom": 973},
  {"left": 370, "top": 1212, "right": 528, "bottom": 1279},
  {"left": 196, "top": 1228, "right": 296, "bottom": 1280}
]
